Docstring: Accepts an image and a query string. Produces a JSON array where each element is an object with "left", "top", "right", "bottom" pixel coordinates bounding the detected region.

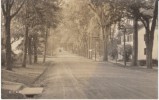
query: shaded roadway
[{"left": 36, "top": 51, "right": 158, "bottom": 99}]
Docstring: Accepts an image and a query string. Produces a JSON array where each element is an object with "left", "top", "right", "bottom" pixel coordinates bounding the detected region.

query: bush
[
  {"left": 138, "top": 59, "right": 158, "bottom": 66},
  {"left": 138, "top": 60, "right": 146, "bottom": 66},
  {"left": 109, "top": 48, "right": 118, "bottom": 59},
  {"left": 152, "top": 59, "right": 158, "bottom": 66},
  {"left": 108, "top": 39, "right": 118, "bottom": 60},
  {"left": 119, "top": 44, "right": 132, "bottom": 61}
]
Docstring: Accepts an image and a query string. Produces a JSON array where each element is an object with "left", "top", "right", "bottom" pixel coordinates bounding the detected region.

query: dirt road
[{"left": 35, "top": 51, "right": 158, "bottom": 99}]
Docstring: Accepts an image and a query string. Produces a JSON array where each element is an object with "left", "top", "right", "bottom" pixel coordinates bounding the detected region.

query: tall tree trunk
[
  {"left": 84, "top": 39, "right": 88, "bottom": 57},
  {"left": 145, "top": 19, "right": 152, "bottom": 69},
  {"left": 43, "top": 28, "right": 48, "bottom": 63},
  {"left": 146, "top": 43, "right": 153, "bottom": 69},
  {"left": 28, "top": 36, "right": 32, "bottom": 64},
  {"left": 5, "top": 17, "right": 12, "bottom": 70},
  {"left": 2, "top": 0, "right": 25, "bottom": 70},
  {"left": 102, "top": 26, "right": 108, "bottom": 61},
  {"left": 145, "top": 25, "right": 153, "bottom": 69},
  {"left": 22, "top": 25, "right": 29, "bottom": 67},
  {"left": 144, "top": 0, "right": 157, "bottom": 69},
  {"left": 103, "top": 39, "right": 108, "bottom": 61},
  {"left": 88, "top": 35, "right": 90, "bottom": 58},
  {"left": 132, "top": 17, "right": 138, "bottom": 66},
  {"left": 86, "top": 40, "right": 89, "bottom": 58},
  {"left": 33, "top": 36, "right": 38, "bottom": 63}
]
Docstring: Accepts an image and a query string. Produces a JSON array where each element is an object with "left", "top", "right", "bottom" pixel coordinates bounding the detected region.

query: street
[
  {"left": 35, "top": 51, "right": 158, "bottom": 99},
  {"left": 1, "top": 0, "right": 158, "bottom": 99}
]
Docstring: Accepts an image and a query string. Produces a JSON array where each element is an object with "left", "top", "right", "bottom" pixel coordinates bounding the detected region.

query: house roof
[{"left": 117, "top": 23, "right": 144, "bottom": 37}]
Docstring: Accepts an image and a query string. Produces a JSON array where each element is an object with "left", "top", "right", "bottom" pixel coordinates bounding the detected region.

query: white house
[{"left": 117, "top": 21, "right": 158, "bottom": 61}]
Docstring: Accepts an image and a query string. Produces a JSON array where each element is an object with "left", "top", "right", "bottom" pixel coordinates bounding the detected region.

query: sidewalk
[
  {"left": 88, "top": 55, "right": 158, "bottom": 72},
  {"left": 2, "top": 62, "right": 48, "bottom": 99},
  {"left": 2, "top": 63, "right": 47, "bottom": 85},
  {"left": 108, "top": 60, "right": 158, "bottom": 72}
]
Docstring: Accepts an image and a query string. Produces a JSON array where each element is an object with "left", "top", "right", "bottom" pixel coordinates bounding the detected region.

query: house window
[
  {"left": 144, "top": 48, "right": 146, "bottom": 55},
  {"left": 129, "top": 35, "right": 132, "bottom": 42},
  {"left": 127, "top": 35, "right": 129, "bottom": 42}
]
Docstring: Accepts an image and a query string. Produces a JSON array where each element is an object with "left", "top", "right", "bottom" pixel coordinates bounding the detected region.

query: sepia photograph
[{"left": 1, "top": 0, "right": 158, "bottom": 99}]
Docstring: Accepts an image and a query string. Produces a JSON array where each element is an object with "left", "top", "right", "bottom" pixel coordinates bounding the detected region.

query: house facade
[{"left": 117, "top": 21, "right": 158, "bottom": 61}]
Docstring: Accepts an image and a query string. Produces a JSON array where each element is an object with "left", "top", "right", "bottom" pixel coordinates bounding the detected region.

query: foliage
[
  {"left": 15, "top": 0, "right": 62, "bottom": 52},
  {"left": 119, "top": 44, "right": 132, "bottom": 61},
  {"left": 1, "top": 0, "right": 26, "bottom": 70},
  {"left": 89, "top": 0, "right": 124, "bottom": 27},
  {"left": 58, "top": 0, "right": 95, "bottom": 56},
  {"left": 108, "top": 39, "right": 118, "bottom": 59}
]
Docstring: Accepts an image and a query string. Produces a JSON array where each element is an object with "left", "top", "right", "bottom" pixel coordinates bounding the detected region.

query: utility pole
[
  {"left": 88, "top": 33, "right": 91, "bottom": 59},
  {"left": 95, "top": 42, "right": 97, "bottom": 61},
  {"left": 123, "top": 28, "right": 126, "bottom": 67},
  {"left": 51, "top": 34, "right": 54, "bottom": 56},
  {"left": 92, "top": 36, "right": 99, "bottom": 61}
]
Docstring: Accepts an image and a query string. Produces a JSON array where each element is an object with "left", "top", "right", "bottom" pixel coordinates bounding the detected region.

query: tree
[
  {"left": 60, "top": 0, "right": 94, "bottom": 58},
  {"left": 139, "top": 0, "right": 158, "bottom": 68},
  {"left": 43, "top": 27, "right": 48, "bottom": 63},
  {"left": 33, "top": 35, "right": 38, "bottom": 63},
  {"left": 114, "top": 0, "right": 157, "bottom": 68},
  {"left": 1, "top": 0, "right": 25, "bottom": 70},
  {"left": 20, "top": 0, "right": 43, "bottom": 65},
  {"left": 17, "top": 0, "right": 61, "bottom": 64},
  {"left": 35, "top": 0, "right": 61, "bottom": 63},
  {"left": 28, "top": 35, "right": 32, "bottom": 64},
  {"left": 89, "top": 0, "right": 124, "bottom": 61},
  {"left": 120, "top": 0, "right": 150, "bottom": 66},
  {"left": 125, "top": 0, "right": 141, "bottom": 66},
  {"left": 19, "top": 0, "right": 31, "bottom": 67}
]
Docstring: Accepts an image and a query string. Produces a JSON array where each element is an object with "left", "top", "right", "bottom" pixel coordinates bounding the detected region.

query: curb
[
  {"left": 107, "top": 61, "right": 126, "bottom": 68},
  {"left": 31, "top": 61, "right": 53, "bottom": 85},
  {"left": 31, "top": 64, "right": 49, "bottom": 85},
  {"left": 108, "top": 61, "right": 158, "bottom": 73}
]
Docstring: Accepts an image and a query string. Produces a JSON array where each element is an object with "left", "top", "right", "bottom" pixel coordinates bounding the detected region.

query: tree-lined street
[
  {"left": 35, "top": 51, "right": 157, "bottom": 99},
  {"left": 1, "top": 0, "right": 158, "bottom": 99}
]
